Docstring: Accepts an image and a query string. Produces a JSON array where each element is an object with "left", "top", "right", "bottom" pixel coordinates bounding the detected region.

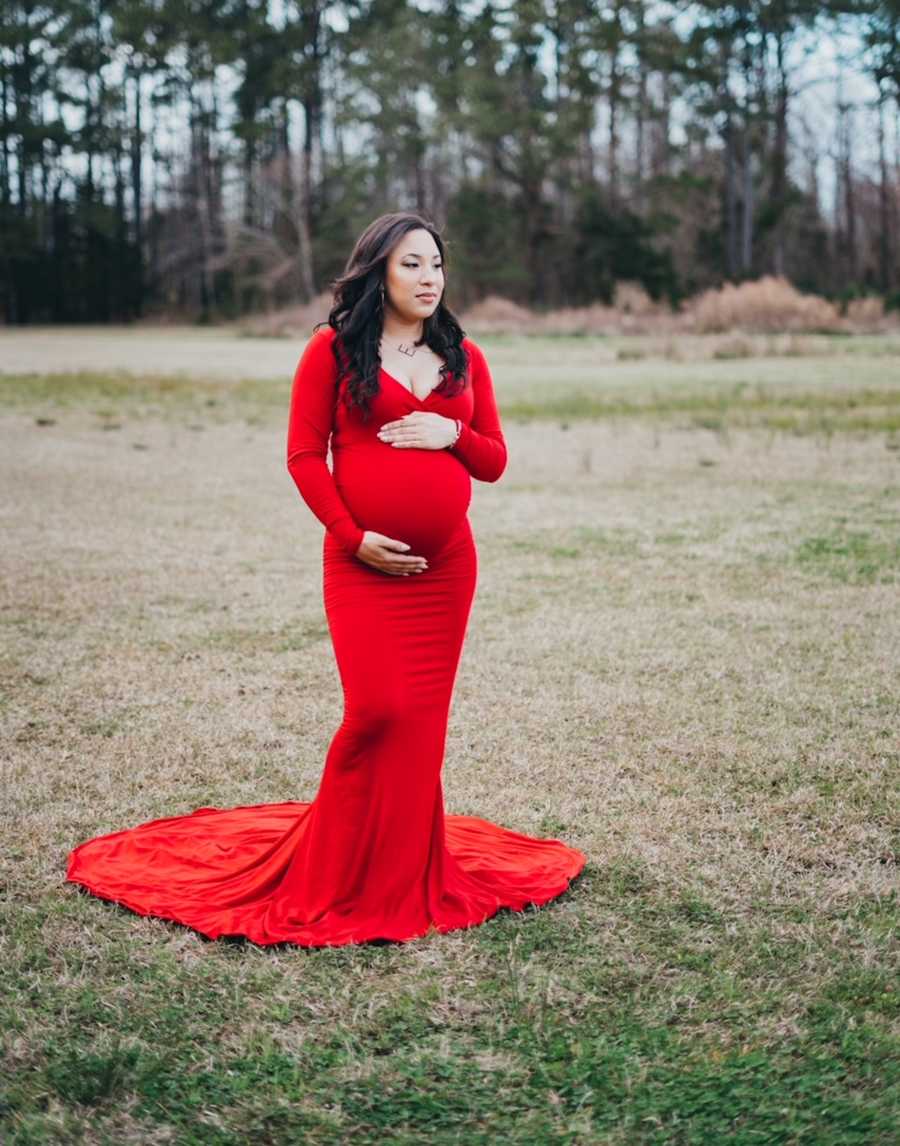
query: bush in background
[
  {"left": 688, "top": 276, "right": 842, "bottom": 333},
  {"left": 235, "top": 277, "right": 898, "bottom": 339}
]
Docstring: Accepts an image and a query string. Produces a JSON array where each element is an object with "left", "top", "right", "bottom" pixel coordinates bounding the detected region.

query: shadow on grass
[{"left": 65, "top": 863, "right": 591, "bottom": 953}]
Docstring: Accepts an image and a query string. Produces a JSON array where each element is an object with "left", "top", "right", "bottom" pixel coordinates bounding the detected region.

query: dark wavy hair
[{"left": 313, "top": 212, "right": 469, "bottom": 422}]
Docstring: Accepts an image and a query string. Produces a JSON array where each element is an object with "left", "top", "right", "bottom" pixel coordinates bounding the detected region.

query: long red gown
[{"left": 65, "top": 326, "right": 587, "bottom": 946}]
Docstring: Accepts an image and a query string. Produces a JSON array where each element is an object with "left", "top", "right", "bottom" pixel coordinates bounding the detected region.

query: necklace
[{"left": 381, "top": 334, "right": 422, "bottom": 359}]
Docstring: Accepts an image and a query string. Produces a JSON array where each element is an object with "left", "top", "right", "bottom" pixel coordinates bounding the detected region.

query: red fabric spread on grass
[{"left": 66, "top": 328, "right": 586, "bottom": 946}]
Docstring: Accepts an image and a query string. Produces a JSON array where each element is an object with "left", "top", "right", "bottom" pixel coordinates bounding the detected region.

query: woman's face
[{"left": 383, "top": 228, "right": 444, "bottom": 323}]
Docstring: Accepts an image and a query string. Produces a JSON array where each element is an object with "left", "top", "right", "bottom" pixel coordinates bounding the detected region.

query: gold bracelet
[{"left": 449, "top": 418, "right": 462, "bottom": 446}]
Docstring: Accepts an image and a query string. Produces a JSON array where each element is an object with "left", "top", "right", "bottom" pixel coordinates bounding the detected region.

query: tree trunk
[
  {"left": 1, "top": 65, "right": 9, "bottom": 208},
  {"left": 114, "top": 127, "right": 128, "bottom": 320},
  {"left": 741, "top": 121, "right": 753, "bottom": 273},
  {"left": 608, "top": 48, "right": 620, "bottom": 200},
  {"left": 130, "top": 69, "right": 144, "bottom": 317},
  {"left": 725, "top": 102, "right": 738, "bottom": 278},
  {"left": 297, "top": 103, "right": 316, "bottom": 299},
  {"left": 877, "top": 82, "right": 893, "bottom": 291},
  {"left": 770, "top": 29, "right": 788, "bottom": 276},
  {"left": 842, "top": 104, "right": 858, "bottom": 284},
  {"left": 634, "top": 1, "right": 646, "bottom": 208},
  {"left": 740, "top": 40, "right": 754, "bottom": 275}
]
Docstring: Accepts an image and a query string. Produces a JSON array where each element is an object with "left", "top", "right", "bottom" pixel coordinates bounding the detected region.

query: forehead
[{"left": 392, "top": 229, "right": 440, "bottom": 258}]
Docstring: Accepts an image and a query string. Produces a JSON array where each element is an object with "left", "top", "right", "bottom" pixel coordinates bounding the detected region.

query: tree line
[{"left": 1, "top": 0, "right": 898, "bottom": 324}]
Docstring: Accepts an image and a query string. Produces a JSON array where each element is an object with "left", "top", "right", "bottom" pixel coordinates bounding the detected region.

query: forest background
[{"left": 2, "top": 0, "right": 899, "bottom": 327}]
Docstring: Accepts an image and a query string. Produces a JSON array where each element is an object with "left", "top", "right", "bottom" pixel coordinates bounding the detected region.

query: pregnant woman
[{"left": 65, "top": 211, "right": 586, "bottom": 946}]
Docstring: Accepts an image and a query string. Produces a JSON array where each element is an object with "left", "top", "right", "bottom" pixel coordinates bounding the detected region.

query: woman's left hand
[{"left": 377, "top": 412, "right": 458, "bottom": 450}]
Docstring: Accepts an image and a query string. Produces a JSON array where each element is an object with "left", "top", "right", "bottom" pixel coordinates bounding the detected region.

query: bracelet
[{"left": 449, "top": 418, "right": 462, "bottom": 447}]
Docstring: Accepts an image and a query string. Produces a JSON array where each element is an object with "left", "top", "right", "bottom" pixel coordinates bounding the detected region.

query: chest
[{"left": 379, "top": 347, "right": 448, "bottom": 401}]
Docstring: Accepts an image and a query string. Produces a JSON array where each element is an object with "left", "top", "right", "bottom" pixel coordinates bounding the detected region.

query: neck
[{"left": 381, "top": 309, "right": 424, "bottom": 344}]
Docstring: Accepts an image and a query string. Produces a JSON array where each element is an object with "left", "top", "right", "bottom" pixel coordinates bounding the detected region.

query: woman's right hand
[{"left": 355, "top": 531, "right": 429, "bottom": 575}]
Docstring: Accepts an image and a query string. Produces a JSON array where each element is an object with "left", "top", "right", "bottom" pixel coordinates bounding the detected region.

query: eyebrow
[{"left": 402, "top": 253, "right": 442, "bottom": 258}]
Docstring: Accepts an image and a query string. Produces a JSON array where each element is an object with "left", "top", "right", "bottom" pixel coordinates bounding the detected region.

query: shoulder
[
  {"left": 307, "top": 324, "right": 338, "bottom": 351},
  {"left": 298, "top": 324, "right": 339, "bottom": 367},
  {"left": 462, "top": 336, "right": 487, "bottom": 367},
  {"left": 461, "top": 336, "right": 491, "bottom": 380},
  {"left": 294, "top": 325, "right": 341, "bottom": 387}
]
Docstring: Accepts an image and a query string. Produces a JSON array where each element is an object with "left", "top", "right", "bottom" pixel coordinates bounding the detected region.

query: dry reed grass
[
  {"left": 234, "top": 278, "right": 896, "bottom": 341},
  {"left": 845, "top": 295, "right": 889, "bottom": 329},
  {"left": 689, "top": 275, "right": 842, "bottom": 334}
]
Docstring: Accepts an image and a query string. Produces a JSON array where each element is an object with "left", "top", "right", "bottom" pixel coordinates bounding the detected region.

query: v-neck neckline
[{"left": 379, "top": 365, "right": 443, "bottom": 405}]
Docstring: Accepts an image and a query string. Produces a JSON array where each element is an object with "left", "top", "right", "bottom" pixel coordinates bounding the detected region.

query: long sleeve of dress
[
  {"left": 286, "top": 330, "right": 366, "bottom": 556},
  {"left": 449, "top": 342, "right": 508, "bottom": 483}
]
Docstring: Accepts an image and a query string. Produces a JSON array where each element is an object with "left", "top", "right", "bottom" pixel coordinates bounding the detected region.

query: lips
[{"left": 417, "top": 294, "right": 437, "bottom": 301}]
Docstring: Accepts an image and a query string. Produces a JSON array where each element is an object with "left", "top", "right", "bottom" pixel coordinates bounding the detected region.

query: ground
[{"left": 1, "top": 327, "right": 897, "bottom": 1143}]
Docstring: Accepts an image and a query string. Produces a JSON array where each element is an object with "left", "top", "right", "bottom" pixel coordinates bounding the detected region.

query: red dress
[{"left": 65, "top": 327, "right": 586, "bottom": 946}]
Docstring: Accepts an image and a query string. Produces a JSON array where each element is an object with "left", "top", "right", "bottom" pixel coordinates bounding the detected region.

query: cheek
[{"left": 390, "top": 269, "right": 414, "bottom": 293}]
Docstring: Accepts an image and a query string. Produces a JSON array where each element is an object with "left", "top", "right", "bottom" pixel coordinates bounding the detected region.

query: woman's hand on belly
[
  {"left": 377, "top": 412, "right": 458, "bottom": 449},
  {"left": 355, "top": 530, "right": 430, "bottom": 576}
]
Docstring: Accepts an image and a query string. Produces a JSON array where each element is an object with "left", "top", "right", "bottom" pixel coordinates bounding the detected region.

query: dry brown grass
[
  {"left": 1, "top": 334, "right": 897, "bottom": 1142},
  {"left": 232, "top": 278, "right": 898, "bottom": 340},
  {"left": 3, "top": 354, "right": 896, "bottom": 910},
  {"left": 846, "top": 295, "right": 890, "bottom": 330},
  {"left": 233, "top": 289, "right": 335, "bottom": 338},
  {"left": 689, "top": 275, "right": 843, "bottom": 334}
]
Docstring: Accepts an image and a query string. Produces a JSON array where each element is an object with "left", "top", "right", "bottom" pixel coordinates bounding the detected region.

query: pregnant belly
[{"left": 335, "top": 443, "right": 472, "bottom": 560}]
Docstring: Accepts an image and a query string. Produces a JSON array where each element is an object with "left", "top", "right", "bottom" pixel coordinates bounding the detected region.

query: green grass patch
[
  {"left": 794, "top": 528, "right": 900, "bottom": 584},
  {"left": 3, "top": 882, "right": 896, "bottom": 1143},
  {"left": 4, "top": 368, "right": 900, "bottom": 436},
  {"left": 502, "top": 384, "right": 900, "bottom": 434}
]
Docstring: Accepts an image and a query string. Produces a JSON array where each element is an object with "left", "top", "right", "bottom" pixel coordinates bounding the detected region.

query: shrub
[
  {"left": 845, "top": 296, "right": 887, "bottom": 331},
  {"left": 457, "top": 294, "right": 535, "bottom": 332},
  {"left": 689, "top": 276, "right": 842, "bottom": 333},
  {"left": 613, "top": 281, "right": 660, "bottom": 315}
]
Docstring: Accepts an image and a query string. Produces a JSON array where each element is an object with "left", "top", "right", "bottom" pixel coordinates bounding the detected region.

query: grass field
[{"left": 1, "top": 331, "right": 898, "bottom": 1143}]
